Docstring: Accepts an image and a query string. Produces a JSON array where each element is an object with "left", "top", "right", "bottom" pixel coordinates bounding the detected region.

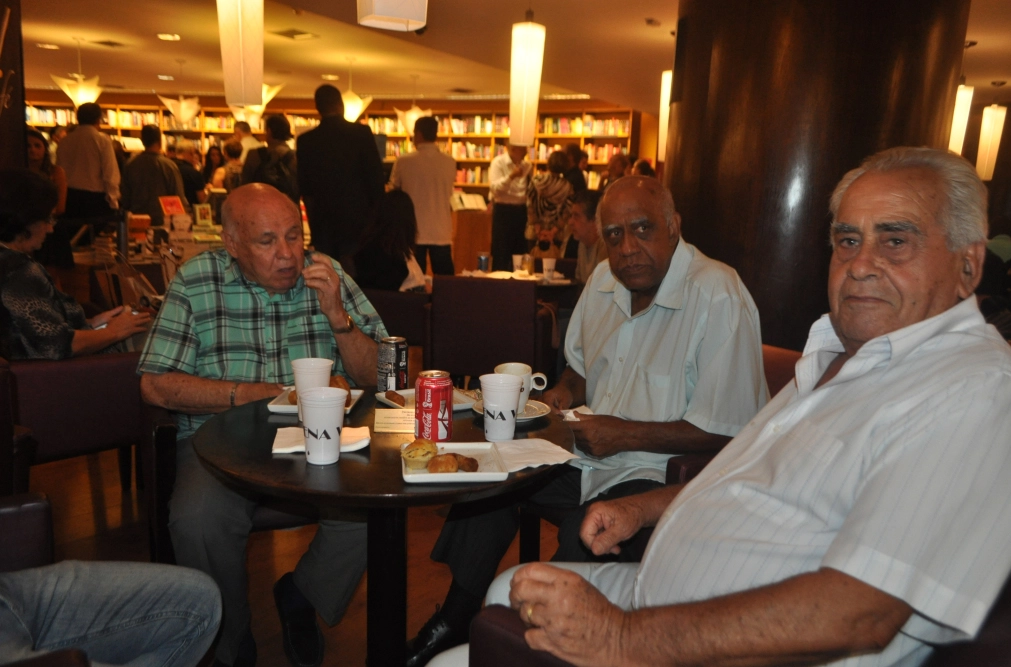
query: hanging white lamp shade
[
  {"left": 395, "top": 105, "right": 432, "bottom": 137},
  {"left": 216, "top": 0, "right": 264, "bottom": 107},
  {"left": 976, "top": 104, "right": 1007, "bottom": 181},
  {"left": 230, "top": 83, "right": 283, "bottom": 130},
  {"left": 158, "top": 95, "right": 201, "bottom": 125},
  {"left": 509, "top": 14, "right": 545, "bottom": 147},
  {"left": 657, "top": 70, "right": 673, "bottom": 163},
  {"left": 948, "top": 85, "right": 974, "bottom": 155},
  {"left": 357, "top": 0, "right": 427, "bottom": 31},
  {"left": 51, "top": 74, "right": 102, "bottom": 108}
]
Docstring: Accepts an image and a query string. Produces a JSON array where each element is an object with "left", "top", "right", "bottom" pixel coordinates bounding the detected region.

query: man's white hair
[{"left": 829, "top": 146, "right": 988, "bottom": 249}]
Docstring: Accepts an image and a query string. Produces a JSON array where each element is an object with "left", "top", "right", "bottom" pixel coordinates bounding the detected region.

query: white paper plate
[
  {"left": 401, "top": 442, "right": 508, "bottom": 483},
  {"left": 267, "top": 388, "right": 364, "bottom": 415},
  {"left": 376, "top": 388, "right": 475, "bottom": 412},
  {"left": 472, "top": 399, "right": 550, "bottom": 422}
]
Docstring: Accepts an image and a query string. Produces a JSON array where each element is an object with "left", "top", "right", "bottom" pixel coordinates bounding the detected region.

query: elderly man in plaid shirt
[{"left": 139, "top": 183, "right": 387, "bottom": 667}]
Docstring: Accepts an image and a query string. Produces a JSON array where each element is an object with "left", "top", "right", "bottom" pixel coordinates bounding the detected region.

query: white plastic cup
[
  {"left": 512, "top": 254, "right": 524, "bottom": 272},
  {"left": 300, "top": 386, "right": 347, "bottom": 465},
  {"left": 480, "top": 373, "right": 523, "bottom": 442},
  {"left": 291, "top": 357, "right": 334, "bottom": 421},
  {"left": 542, "top": 257, "right": 556, "bottom": 280},
  {"left": 494, "top": 362, "right": 548, "bottom": 412}
]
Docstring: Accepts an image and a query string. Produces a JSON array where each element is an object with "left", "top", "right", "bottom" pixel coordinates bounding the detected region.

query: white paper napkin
[
  {"left": 494, "top": 438, "right": 578, "bottom": 472},
  {"left": 562, "top": 405, "right": 594, "bottom": 422},
  {"left": 272, "top": 426, "right": 371, "bottom": 454}
]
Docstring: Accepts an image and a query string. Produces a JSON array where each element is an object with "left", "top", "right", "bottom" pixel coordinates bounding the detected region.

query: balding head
[
  {"left": 598, "top": 177, "right": 681, "bottom": 299},
  {"left": 222, "top": 184, "right": 305, "bottom": 294}
]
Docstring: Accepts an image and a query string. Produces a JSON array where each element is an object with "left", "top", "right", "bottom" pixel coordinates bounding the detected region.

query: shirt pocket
[
  {"left": 617, "top": 366, "right": 673, "bottom": 422},
  {"left": 286, "top": 314, "right": 338, "bottom": 371}
]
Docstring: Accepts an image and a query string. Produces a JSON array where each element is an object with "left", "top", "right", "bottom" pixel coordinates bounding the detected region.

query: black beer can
[{"left": 378, "top": 336, "right": 409, "bottom": 391}]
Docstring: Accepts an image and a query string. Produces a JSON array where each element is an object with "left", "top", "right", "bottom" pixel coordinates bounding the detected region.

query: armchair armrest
[
  {"left": 141, "top": 406, "right": 178, "bottom": 564},
  {"left": 470, "top": 604, "right": 573, "bottom": 667},
  {"left": 0, "top": 493, "right": 53, "bottom": 572},
  {"left": 665, "top": 453, "right": 717, "bottom": 485}
]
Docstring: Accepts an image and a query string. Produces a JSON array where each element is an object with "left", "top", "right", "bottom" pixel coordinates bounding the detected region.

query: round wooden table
[{"left": 192, "top": 391, "right": 574, "bottom": 667}]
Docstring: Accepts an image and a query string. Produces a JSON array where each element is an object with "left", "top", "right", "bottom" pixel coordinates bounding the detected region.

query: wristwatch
[{"left": 333, "top": 312, "right": 355, "bottom": 334}]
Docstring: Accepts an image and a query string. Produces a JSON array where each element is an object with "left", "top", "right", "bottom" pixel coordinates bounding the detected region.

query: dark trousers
[
  {"left": 491, "top": 203, "right": 528, "bottom": 272},
  {"left": 431, "top": 466, "right": 664, "bottom": 598},
  {"left": 417, "top": 244, "right": 455, "bottom": 275}
]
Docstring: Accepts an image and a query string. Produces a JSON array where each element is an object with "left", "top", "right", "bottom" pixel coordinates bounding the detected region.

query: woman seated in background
[
  {"left": 209, "top": 140, "right": 244, "bottom": 193},
  {"left": 202, "top": 144, "right": 223, "bottom": 185},
  {"left": 526, "top": 150, "right": 573, "bottom": 251},
  {"left": 354, "top": 189, "right": 426, "bottom": 291},
  {"left": 0, "top": 169, "right": 151, "bottom": 360},
  {"left": 26, "top": 128, "right": 67, "bottom": 216}
]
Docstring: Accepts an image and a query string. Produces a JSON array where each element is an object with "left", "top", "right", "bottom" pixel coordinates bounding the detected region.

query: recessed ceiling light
[
  {"left": 321, "top": 74, "right": 340, "bottom": 81},
  {"left": 158, "top": 74, "right": 175, "bottom": 80},
  {"left": 36, "top": 43, "right": 60, "bottom": 50},
  {"left": 158, "top": 33, "right": 181, "bottom": 41},
  {"left": 645, "top": 17, "right": 661, "bottom": 27}
]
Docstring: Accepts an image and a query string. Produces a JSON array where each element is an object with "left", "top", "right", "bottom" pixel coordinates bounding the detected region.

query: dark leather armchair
[
  {"left": 2, "top": 352, "right": 144, "bottom": 495},
  {"left": 425, "top": 276, "right": 554, "bottom": 380}
]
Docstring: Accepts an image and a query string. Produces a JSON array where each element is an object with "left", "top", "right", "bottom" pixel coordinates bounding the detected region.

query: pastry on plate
[
  {"left": 454, "top": 453, "right": 479, "bottom": 472},
  {"left": 385, "top": 390, "right": 406, "bottom": 407},
  {"left": 402, "top": 438, "right": 438, "bottom": 470},
  {"left": 330, "top": 375, "right": 352, "bottom": 407},
  {"left": 427, "top": 453, "right": 459, "bottom": 473}
]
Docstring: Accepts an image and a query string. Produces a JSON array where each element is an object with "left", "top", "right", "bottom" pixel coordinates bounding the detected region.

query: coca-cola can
[
  {"left": 378, "top": 336, "right": 409, "bottom": 391},
  {"left": 415, "top": 370, "right": 453, "bottom": 441}
]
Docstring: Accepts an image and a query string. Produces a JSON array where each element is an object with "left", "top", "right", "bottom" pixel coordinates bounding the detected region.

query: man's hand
[
  {"left": 508, "top": 563, "right": 626, "bottom": 667},
  {"left": 542, "top": 383, "right": 575, "bottom": 414},
  {"left": 569, "top": 414, "right": 630, "bottom": 458},
  {"left": 304, "top": 252, "right": 349, "bottom": 332},
  {"left": 509, "top": 163, "right": 526, "bottom": 180},
  {"left": 580, "top": 496, "right": 648, "bottom": 556}
]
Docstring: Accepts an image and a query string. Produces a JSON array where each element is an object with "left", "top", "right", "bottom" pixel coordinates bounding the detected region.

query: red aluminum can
[{"left": 415, "top": 370, "right": 453, "bottom": 442}]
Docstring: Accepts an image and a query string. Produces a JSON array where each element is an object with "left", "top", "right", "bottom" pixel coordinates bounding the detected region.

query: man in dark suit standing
[{"left": 296, "top": 85, "right": 385, "bottom": 270}]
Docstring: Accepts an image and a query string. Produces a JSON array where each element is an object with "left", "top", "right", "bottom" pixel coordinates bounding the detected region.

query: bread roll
[
  {"left": 330, "top": 375, "right": 352, "bottom": 407},
  {"left": 402, "top": 438, "right": 438, "bottom": 470},
  {"left": 454, "top": 453, "right": 479, "bottom": 473},
  {"left": 287, "top": 389, "right": 298, "bottom": 405},
  {"left": 427, "top": 453, "right": 459, "bottom": 473},
  {"left": 385, "top": 390, "right": 407, "bottom": 407}
]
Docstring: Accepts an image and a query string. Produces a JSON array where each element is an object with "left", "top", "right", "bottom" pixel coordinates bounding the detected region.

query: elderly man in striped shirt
[
  {"left": 437, "top": 148, "right": 1011, "bottom": 667},
  {"left": 139, "top": 183, "right": 387, "bottom": 667}
]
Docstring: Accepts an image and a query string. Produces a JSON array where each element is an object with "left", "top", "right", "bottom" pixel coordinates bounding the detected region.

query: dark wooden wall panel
[{"left": 0, "top": 0, "right": 25, "bottom": 170}]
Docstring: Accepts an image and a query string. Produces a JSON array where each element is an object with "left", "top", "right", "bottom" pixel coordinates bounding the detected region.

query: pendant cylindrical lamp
[
  {"left": 216, "top": 0, "right": 264, "bottom": 107},
  {"left": 947, "top": 85, "right": 974, "bottom": 154},
  {"left": 509, "top": 12, "right": 545, "bottom": 147},
  {"left": 976, "top": 104, "right": 1007, "bottom": 181},
  {"left": 657, "top": 70, "right": 673, "bottom": 163},
  {"left": 357, "top": 0, "right": 427, "bottom": 31}
]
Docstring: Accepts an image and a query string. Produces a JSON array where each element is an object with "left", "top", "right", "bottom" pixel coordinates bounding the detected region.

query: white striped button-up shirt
[{"left": 635, "top": 297, "right": 1011, "bottom": 666}]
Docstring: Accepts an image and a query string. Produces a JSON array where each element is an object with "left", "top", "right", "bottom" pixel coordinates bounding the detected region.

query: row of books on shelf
[
  {"left": 451, "top": 141, "right": 494, "bottom": 160},
  {"left": 538, "top": 115, "right": 630, "bottom": 136},
  {"left": 367, "top": 114, "right": 513, "bottom": 137},
  {"left": 455, "top": 166, "right": 489, "bottom": 184},
  {"left": 26, "top": 106, "right": 76, "bottom": 126}
]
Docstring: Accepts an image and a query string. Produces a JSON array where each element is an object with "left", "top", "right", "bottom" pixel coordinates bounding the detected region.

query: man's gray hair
[
  {"left": 176, "top": 139, "right": 195, "bottom": 155},
  {"left": 596, "top": 176, "right": 676, "bottom": 231},
  {"left": 829, "top": 146, "right": 988, "bottom": 249}
]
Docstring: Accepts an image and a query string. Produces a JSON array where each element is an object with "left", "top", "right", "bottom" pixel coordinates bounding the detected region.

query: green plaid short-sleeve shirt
[{"left": 138, "top": 249, "right": 387, "bottom": 439}]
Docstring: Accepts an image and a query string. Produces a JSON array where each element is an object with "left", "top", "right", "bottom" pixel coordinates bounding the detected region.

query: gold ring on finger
[{"left": 526, "top": 605, "right": 534, "bottom": 623}]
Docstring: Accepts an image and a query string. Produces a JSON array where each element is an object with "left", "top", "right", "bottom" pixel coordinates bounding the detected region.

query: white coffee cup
[
  {"left": 291, "top": 357, "right": 334, "bottom": 420},
  {"left": 494, "top": 362, "right": 548, "bottom": 412},
  {"left": 300, "top": 386, "right": 347, "bottom": 465},
  {"left": 542, "top": 257, "right": 556, "bottom": 280},
  {"left": 479, "top": 373, "right": 523, "bottom": 442},
  {"left": 512, "top": 254, "right": 524, "bottom": 272}
]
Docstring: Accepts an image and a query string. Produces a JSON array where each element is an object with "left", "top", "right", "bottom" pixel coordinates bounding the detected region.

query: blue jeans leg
[{"left": 0, "top": 560, "right": 221, "bottom": 667}]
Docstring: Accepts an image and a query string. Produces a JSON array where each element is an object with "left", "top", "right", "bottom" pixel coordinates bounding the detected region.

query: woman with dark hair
[
  {"left": 0, "top": 169, "right": 151, "bottom": 360},
  {"left": 526, "top": 150, "right": 574, "bottom": 253},
  {"left": 354, "top": 189, "right": 423, "bottom": 291},
  {"left": 26, "top": 128, "right": 67, "bottom": 215},
  {"left": 202, "top": 144, "right": 224, "bottom": 185},
  {"left": 210, "top": 140, "right": 245, "bottom": 192}
]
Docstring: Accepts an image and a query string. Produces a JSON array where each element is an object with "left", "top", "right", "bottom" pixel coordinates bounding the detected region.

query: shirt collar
[{"left": 596, "top": 239, "right": 693, "bottom": 317}]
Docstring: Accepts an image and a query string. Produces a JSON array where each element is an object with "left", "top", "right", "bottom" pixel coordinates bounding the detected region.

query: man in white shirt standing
[
  {"left": 475, "top": 146, "right": 1011, "bottom": 667},
  {"left": 233, "top": 121, "right": 264, "bottom": 164},
  {"left": 488, "top": 144, "right": 533, "bottom": 271},
  {"left": 389, "top": 117, "right": 457, "bottom": 275},
  {"left": 57, "top": 102, "right": 120, "bottom": 218},
  {"left": 406, "top": 176, "right": 767, "bottom": 666}
]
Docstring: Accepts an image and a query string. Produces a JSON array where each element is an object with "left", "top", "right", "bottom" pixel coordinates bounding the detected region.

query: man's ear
[
  {"left": 957, "top": 241, "right": 987, "bottom": 299},
  {"left": 668, "top": 211, "right": 683, "bottom": 243}
]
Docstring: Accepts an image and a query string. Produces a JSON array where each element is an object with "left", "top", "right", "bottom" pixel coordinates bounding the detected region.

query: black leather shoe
[
  {"left": 405, "top": 609, "right": 469, "bottom": 667},
  {"left": 273, "top": 572, "right": 324, "bottom": 667}
]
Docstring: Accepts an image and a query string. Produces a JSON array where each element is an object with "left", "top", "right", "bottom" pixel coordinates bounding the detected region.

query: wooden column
[
  {"left": 0, "top": 0, "right": 25, "bottom": 170},
  {"left": 665, "top": 0, "right": 971, "bottom": 349}
]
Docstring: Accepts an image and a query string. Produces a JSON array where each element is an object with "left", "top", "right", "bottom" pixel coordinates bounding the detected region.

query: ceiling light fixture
[
  {"left": 356, "top": 0, "right": 427, "bottom": 32},
  {"left": 157, "top": 74, "right": 174, "bottom": 81},
  {"left": 321, "top": 74, "right": 340, "bottom": 81},
  {"left": 509, "top": 9, "right": 545, "bottom": 147},
  {"left": 657, "top": 70, "right": 672, "bottom": 163},
  {"left": 157, "top": 33, "right": 181, "bottom": 41},
  {"left": 976, "top": 103, "right": 1006, "bottom": 181},
  {"left": 50, "top": 37, "right": 102, "bottom": 107},
  {"left": 395, "top": 74, "right": 431, "bottom": 137},
  {"left": 36, "top": 43, "right": 60, "bottom": 50},
  {"left": 342, "top": 57, "right": 372, "bottom": 122},
  {"left": 216, "top": 0, "right": 264, "bottom": 107},
  {"left": 229, "top": 83, "right": 283, "bottom": 131},
  {"left": 158, "top": 59, "right": 201, "bottom": 126},
  {"left": 948, "top": 84, "right": 973, "bottom": 155}
]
